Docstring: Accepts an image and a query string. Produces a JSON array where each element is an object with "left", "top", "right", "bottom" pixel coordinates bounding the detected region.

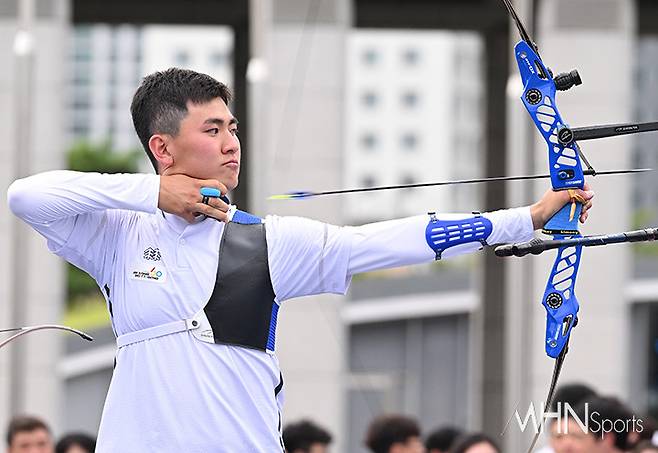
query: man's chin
[{"left": 226, "top": 177, "right": 238, "bottom": 193}]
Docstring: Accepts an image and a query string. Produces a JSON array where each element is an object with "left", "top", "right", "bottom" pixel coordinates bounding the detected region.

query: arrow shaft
[{"left": 281, "top": 168, "right": 649, "bottom": 199}]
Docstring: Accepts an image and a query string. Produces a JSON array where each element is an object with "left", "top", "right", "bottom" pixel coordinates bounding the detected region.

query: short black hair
[
  {"left": 283, "top": 419, "right": 332, "bottom": 452},
  {"left": 449, "top": 433, "right": 501, "bottom": 453},
  {"left": 130, "top": 67, "right": 232, "bottom": 173},
  {"left": 425, "top": 426, "right": 462, "bottom": 451},
  {"left": 55, "top": 432, "right": 96, "bottom": 453},
  {"left": 365, "top": 414, "right": 420, "bottom": 453},
  {"left": 573, "top": 395, "right": 635, "bottom": 450},
  {"left": 6, "top": 415, "right": 51, "bottom": 446}
]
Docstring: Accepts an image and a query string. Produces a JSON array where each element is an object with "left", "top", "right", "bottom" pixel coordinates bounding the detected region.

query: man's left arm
[
  {"left": 266, "top": 187, "right": 593, "bottom": 301},
  {"left": 348, "top": 186, "right": 594, "bottom": 275}
]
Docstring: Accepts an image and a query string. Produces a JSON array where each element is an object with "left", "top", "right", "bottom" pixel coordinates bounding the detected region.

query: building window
[
  {"left": 360, "top": 133, "right": 378, "bottom": 150},
  {"left": 362, "top": 48, "right": 379, "bottom": 66},
  {"left": 401, "top": 91, "right": 419, "bottom": 108},
  {"left": 174, "top": 50, "right": 190, "bottom": 67},
  {"left": 361, "top": 175, "right": 376, "bottom": 188},
  {"left": 209, "top": 50, "right": 228, "bottom": 67},
  {"left": 401, "top": 133, "right": 418, "bottom": 150},
  {"left": 361, "top": 91, "right": 379, "bottom": 108},
  {"left": 402, "top": 48, "right": 420, "bottom": 66}
]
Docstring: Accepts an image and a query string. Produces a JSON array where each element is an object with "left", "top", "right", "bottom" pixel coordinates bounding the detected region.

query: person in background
[
  {"left": 365, "top": 414, "right": 425, "bottom": 453},
  {"left": 540, "top": 382, "right": 598, "bottom": 453},
  {"left": 5, "top": 415, "right": 54, "bottom": 453},
  {"left": 449, "top": 433, "right": 500, "bottom": 453},
  {"left": 425, "top": 426, "right": 462, "bottom": 453},
  {"left": 54, "top": 433, "right": 96, "bottom": 453},
  {"left": 282, "top": 419, "right": 332, "bottom": 453},
  {"left": 570, "top": 396, "right": 636, "bottom": 453}
]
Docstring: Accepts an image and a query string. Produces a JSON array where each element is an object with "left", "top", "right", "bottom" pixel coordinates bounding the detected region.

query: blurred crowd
[
  {"left": 5, "top": 383, "right": 657, "bottom": 453},
  {"left": 5, "top": 415, "right": 94, "bottom": 453},
  {"left": 279, "top": 383, "right": 658, "bottom": 453}
]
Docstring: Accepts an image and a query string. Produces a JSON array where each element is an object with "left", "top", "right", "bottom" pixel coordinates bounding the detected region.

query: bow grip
[{"left": 543, "top": 200, "right": 582, "bottom": 235}]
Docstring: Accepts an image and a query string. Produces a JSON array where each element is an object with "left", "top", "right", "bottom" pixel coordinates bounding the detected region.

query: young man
[
  {"left": 7, "top": 68, "right": 593, "bottom": 452},
  {"left": 5, "top": 415, "right": 54, "bottom": 453},
  {"left": 539, "top": 382, "right": 598, "bottom": 453},
  {"left": 365, "top": 414, "right": 425, "bottom": 453},
  {"left": 282, "top": 420, "right": 332, "bottom": 453}
]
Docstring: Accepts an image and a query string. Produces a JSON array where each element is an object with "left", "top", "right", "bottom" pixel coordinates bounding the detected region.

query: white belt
[{"left": 116, "top": 319, "right": 200, "bottom": 348}]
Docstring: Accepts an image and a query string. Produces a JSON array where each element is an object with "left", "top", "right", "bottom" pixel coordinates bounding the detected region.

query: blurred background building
[{"left": 1, "top": 0, "right": 657, "bottom": 451}]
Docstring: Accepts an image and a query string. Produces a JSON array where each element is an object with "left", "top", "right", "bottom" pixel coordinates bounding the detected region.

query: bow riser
[
  {"left": 516, "top": 41, "right": 585, "bottom": 191},
  {"left": 515, "top": 39, "right": 585, "bottom": 360},
  {"left": 542, "top": 242, "right": 582, "bottom": 358}
]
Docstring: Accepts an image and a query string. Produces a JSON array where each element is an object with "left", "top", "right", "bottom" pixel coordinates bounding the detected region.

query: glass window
[
  {"left": 361, "top": 175, "right": 376, "bottom": 188},
  {"left": 174, "top": 50, "right": 190, "bottom": 67},
  {"left": 400, "top": 133, "right": 418, "bottom": 150},
  {"left": 209, "top": 50, "right": 228, "bottom": 67},
  {"left": 402, "top": 48, "right": 420, "bottom": 66},
  {"left": 361, "top": 91, "right": 379, "bottom": 108},
  {"left": 360, "top": 133, "right": 378, "bottom": 150},
  {"left": 362, "top": 48, "right": 379, "bottom": 66},
  {"left": 401, "top": 91, "right": 419, "bottom": 108}
]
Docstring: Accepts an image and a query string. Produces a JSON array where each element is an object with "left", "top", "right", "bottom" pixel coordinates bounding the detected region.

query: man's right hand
[{"left": 158, "top": 175, "right": 229, "bottom": 223}]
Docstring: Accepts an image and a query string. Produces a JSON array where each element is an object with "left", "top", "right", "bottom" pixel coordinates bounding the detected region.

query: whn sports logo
[{"left": 502, "top": 402, "right": 643, "bottom": 438}]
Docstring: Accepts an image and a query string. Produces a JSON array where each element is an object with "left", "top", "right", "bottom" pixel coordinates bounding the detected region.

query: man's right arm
[{"left": 7, "top": 170, "right": 160, "bottom": 279}]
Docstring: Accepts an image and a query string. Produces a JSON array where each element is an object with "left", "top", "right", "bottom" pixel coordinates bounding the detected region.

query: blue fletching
[
  {"left": 288, "top": 191, "right": 313, "bottom": 199},
  {"left": 200, "top": 187, "right": 222, "bottom": 198}
]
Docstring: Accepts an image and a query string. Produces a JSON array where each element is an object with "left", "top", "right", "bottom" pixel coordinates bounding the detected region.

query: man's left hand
[{"left": 530, "top": 184, "right": 594, "bottom": 230}]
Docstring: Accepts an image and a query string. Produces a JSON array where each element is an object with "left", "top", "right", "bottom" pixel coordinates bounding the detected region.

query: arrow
[{"left": 269, "top": 168, "right": 650, "bottom": 200}]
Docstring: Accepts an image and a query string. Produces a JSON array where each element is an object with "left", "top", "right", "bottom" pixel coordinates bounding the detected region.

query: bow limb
[{"left": 0, "top": 324, "right": 93, "bottom": 350}]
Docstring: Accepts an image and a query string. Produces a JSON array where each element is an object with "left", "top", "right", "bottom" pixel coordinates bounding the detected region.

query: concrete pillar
[
  {"left": 0, "top": 0, "right": 70, "bottom": 435},
  {"left": 248, "top": 0, "right": 351, "bottom": 450}
]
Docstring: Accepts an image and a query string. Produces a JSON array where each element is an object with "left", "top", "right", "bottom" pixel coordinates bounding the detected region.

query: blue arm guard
[{"left": 425, "top": 212, "right": 493, "bottom": 260}]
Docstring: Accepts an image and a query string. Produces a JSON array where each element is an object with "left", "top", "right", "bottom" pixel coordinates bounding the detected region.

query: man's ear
[{"left": 148, "top": 134, "right": 174, "bottom": 171}]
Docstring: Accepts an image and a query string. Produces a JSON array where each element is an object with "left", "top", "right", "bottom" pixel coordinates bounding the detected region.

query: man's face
[
  {"left": 550, "top": 418, "right": 608, "bottom": 453},
  {"left": 307, "top": 443, "right": 329, "bottom": 453},
  {"left": 391, "top": 436, "right": 426, "bottom": 453},
  {"left": 7, "top": 428, "right": 53, "bottom": 453},
  {"left": 460, "top": 442, "right": 498, "bottom": 453},
  {"left": 163, "top": 98, "right": 240, "bottom": 191}
]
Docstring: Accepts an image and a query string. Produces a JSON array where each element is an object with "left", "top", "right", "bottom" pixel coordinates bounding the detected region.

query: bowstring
[{"left": 269, "top": 0, "right": 388, "bottom": 427}]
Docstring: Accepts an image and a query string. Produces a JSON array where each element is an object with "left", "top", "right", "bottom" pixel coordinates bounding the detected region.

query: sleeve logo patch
[{"left": 130, "top": 265, "right": 167, "bottom": 283}]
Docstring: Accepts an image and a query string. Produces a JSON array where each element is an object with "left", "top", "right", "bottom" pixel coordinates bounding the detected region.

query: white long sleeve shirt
[{"left": 7, "top": 171, "right": 533, "bottom": 452}]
